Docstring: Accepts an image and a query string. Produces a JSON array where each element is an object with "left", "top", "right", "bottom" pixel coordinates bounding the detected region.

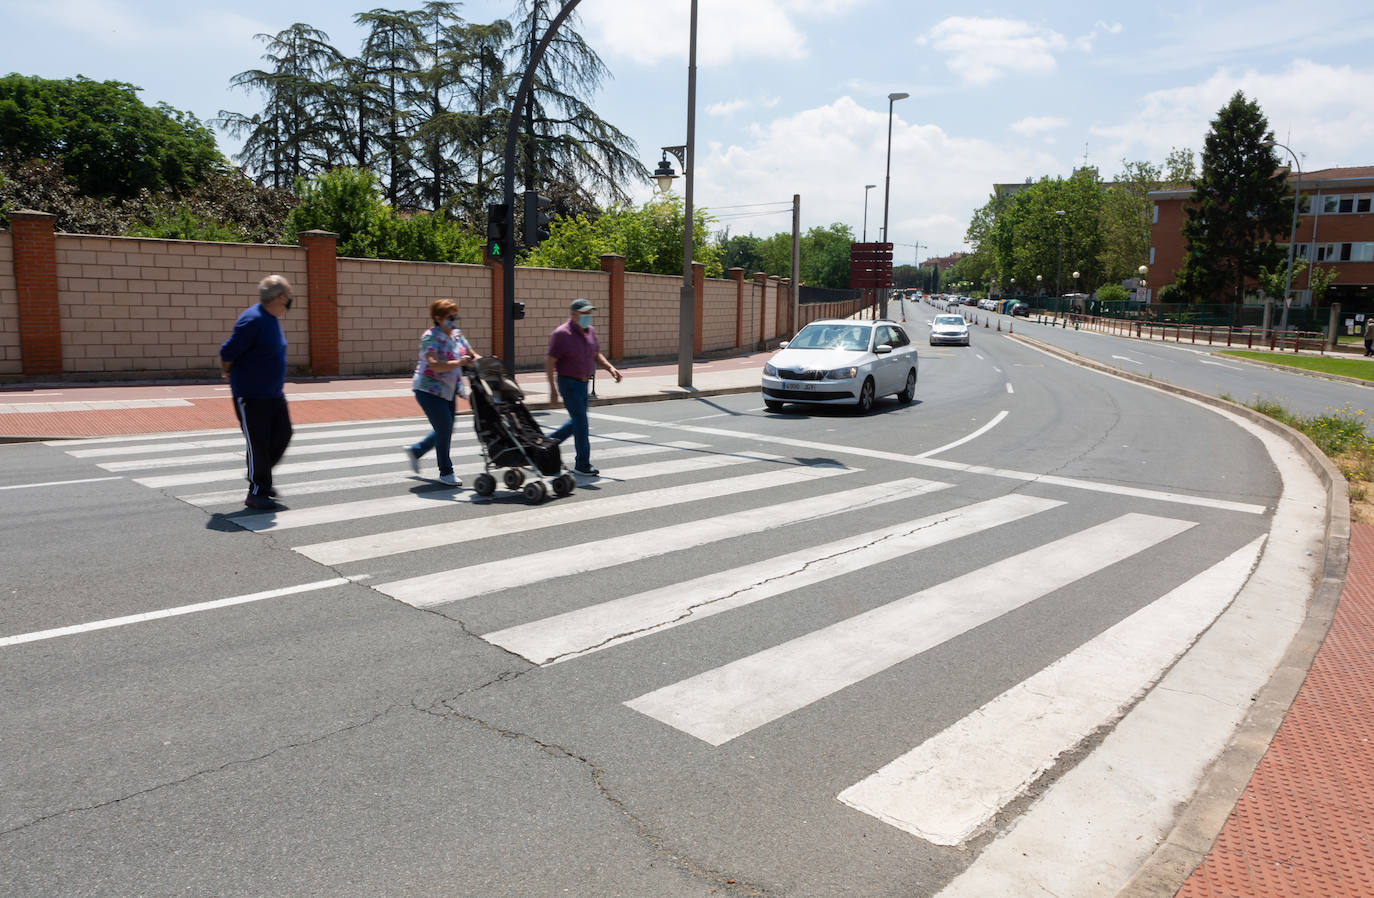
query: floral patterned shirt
[{"left": 411, "top": 326, "right": 473, "bottom": 401}]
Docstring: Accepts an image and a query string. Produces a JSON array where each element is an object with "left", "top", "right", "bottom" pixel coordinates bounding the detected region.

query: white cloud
[
  {"left": 708, "top": 99, "right": 751, "bottom": 117},
  {"left": 1010, "top": 116, "right": 1068, "bottom": 137},
  {"left": 9, "top": 0, "right": 270, "bottom": 54},
  {"left": 1073, "top": 19, "right": 1124, "bottom": 53},
  {"left": 921, "top": 17, "right": 1067, "bottom": 86},
  {"left": 661, "top": 96, "right": 1058, "bottom": 255},
  {"left": 1090, "top": 60, "right": 1374, "bottom": 173}
]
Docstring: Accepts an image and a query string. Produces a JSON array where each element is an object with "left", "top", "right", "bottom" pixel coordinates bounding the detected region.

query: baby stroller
[{"left": 466, "top": 357, "right": 576, "bottom": 503}]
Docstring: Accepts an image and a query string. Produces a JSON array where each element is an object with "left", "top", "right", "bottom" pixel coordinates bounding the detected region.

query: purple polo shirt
[{"left": 547, "top": 319, "right": 598, "bottom": 378}]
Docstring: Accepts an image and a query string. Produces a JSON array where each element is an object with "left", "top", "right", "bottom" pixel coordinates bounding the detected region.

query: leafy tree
[
  {"left": 0, "top": 157, "right": 128, "bottom": 232},
  {"left": 1176, "top": 91, "right": 1290, "bottom": 303},
  {"left": 449, "top": 19, "right": 513, "bottom": 218},
  {"left": 1097, "top": 284, "right": 1129, "bottom": 303},
  {"left": 219, "top": 24, "right": 342, "bottom": 188},
  {"left": 128, "top": 171, "right": 298, "bottom": 243},
  {"left": 717, "top": 230, "right": 764, "bottom": 274},
  {"left": 1257, "top": 257, "right": 1308, "bottom": 301},
  {"left": 285, "top": 166, "right": 392, "bottom": 257},
  {"left": 521, "top": 194, "right": 721, "bottom": 277},
  {"left": 510, "top": 0, "right": 648, "bottom": 213},
  {"left": 1308, "top": 264, "right": 1340, "bottom": 306},
  {"left": 0, "top": 74, "right": 225, "bottom": 199},
  {"left": 354, "top": 9, "right": 425, "bottom": 206}
]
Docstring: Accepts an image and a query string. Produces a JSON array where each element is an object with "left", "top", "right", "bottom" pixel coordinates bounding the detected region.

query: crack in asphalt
[
  {"left": 541, "top": 513, "right": 961, "bottom": 665},
  {"left": 418, "top": 699, "right": 771, "bottom": 897},
  {"left": 0, "top": 705, "right": 402, "bottom": 838}
]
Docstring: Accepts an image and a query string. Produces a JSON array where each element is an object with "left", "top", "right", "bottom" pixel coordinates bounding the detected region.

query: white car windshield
[
  {"left": 934, "top": 316, "right": 965, "bottom": 327},
  {"left": 789, "top": 324, "right": 871, "bottom": 351}
]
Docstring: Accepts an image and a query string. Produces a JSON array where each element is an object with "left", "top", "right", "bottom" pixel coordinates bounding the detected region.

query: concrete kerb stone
[{"left": 1006, "top": 333, "right": 1350, "bottom": 898}]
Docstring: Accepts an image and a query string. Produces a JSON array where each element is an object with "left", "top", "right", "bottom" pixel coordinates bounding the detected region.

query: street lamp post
[
  {"left": 1267, "top": 140, "right": 1303, "bottom": 332},
  {"left": 1036, "top": 274, "right": 1043, "bottom": 295},
  {"left": 1138, "top": 265, "right": 1148, "bottom": 303},
  {"left": 862, "top": 184, "right": 876, "bottom": 242},
  {"left": 880, "top": 92, "right": 908, "bottom": 318},
  {"left": 1054, "top": 209, "right": 1066, "bottom": 296}
]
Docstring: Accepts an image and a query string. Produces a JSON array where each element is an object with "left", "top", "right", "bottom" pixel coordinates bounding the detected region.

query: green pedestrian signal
[{"left": 486, "top": 203, "right": 509, "bottom": 258}]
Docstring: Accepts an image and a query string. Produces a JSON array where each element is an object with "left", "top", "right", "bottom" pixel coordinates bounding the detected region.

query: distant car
[
  {"left": 929, "top": 313, "right": 970, "bottom": 346},
  {"left": 762, "top": 318, "right": 919, "bottom": 413},
  {"left": 1009, "top": 301, "right": 1029, "bottom": 316}
]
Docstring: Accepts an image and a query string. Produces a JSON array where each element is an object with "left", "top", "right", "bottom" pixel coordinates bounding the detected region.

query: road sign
[{"left": 850, "top": 242, "right": 894, "bottom": 289}]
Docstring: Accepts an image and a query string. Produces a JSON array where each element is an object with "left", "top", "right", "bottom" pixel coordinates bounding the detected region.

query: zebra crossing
[{"left": 51, "top": 415, "right": 1269, "bottom": 850}]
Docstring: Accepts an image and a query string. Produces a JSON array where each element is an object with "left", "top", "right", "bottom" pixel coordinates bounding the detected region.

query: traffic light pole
[{"left": 500, "top": 0, "right": 581, "bottom": 372}]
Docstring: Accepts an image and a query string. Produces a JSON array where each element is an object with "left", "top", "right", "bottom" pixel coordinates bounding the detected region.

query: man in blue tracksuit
[{"left": 220, "top": 275, "right": 294, "bottom": 510}]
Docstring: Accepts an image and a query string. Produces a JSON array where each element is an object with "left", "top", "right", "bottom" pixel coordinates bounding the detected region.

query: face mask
[
  {"left": 284, "top": 297, "right": 294, "bottom": 310},
  {"left": 444, "top": 317, "right": 458, "bottom": 329},
  {"left": 578, "top": 314, "right": 593, "bottom": 328}
]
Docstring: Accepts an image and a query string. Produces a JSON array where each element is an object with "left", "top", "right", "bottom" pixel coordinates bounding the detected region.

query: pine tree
[{"left": 1176, "top": 91, "right": 1291, "bottom": 304}]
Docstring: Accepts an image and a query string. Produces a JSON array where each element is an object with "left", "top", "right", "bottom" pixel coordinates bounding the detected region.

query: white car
[
  {"left": 929, "top": 313, "right": 970, "bottom": 346},
  {"left": 762, "top": 319, "right": 919, "bottom": 413}
]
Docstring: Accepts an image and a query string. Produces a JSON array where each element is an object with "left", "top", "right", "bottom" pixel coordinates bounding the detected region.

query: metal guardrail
[{"left": 1028, "top": 312, "right": 1329, "bottom": 354}]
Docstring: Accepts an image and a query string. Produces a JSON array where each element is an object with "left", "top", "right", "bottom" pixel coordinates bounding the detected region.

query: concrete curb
[{"left": 1007, "top": 333, "right": 1350, "bottom": 898}]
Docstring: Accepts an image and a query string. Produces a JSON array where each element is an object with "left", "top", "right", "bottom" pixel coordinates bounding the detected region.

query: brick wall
[
  {"left": 338, "top": 257, "right": 491, "bottom": 375},
  {"left": 0, "top": 230, "right": 17, "bottom": 374},
  {"left": 0, "top": 220, "right": 792, "bottom": 379},
  {"left": 52, "top": 235, "right": 308, "bottom": 374}
]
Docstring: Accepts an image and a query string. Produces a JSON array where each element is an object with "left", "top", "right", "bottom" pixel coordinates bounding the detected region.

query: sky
[{"left": 5, "top": 0, "right": 1374, "bottom": 263}]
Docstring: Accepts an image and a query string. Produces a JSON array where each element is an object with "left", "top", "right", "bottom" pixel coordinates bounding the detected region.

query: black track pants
[{"left": 232, "top": 395, "right": 293, "bottom": 497}]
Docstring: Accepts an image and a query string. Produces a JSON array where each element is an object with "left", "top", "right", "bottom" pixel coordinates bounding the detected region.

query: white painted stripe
[
  {"left": 837, "top": 536, "right": 1263, "bottom": 845},
  {"left": 296, "top": 464, "right": 851, "bottom": 566},
  {"left": 66, "top": 423, "right": 432, "bottom": 457},
  {"left": 1006, "top": 383, "right": 1014, "bottom": 393},
  {"left": 237, "top": 450, "right": 776, "bottom": 532},
  {"left": 96, "top": 434, "right": 475, "bottom": 471},
  {"left": 0, "top": 476, "right": 123, "bottom": 491},
  {"left": 131, "top": 433, "right": 648, "bottom": 489},
  {"left": 0, "top": 578, "right": 352, "bottom": 648},
  {"left": 0, "top": 399, "right": 192, "bottom": 413},
  {"left": 175, "top": 441, "right": 711, "bottom": 507},
  {"left": 591, "top": 412, "right": 1267, "bottom": 514},
  {"left": 625, "top": 513, "right": 1196, "bottom": 746},
  {"left": 916, "top": 411, "right": 1008, "bottom": 459},
  {"left": 379, "top": 473, "right": 930, "bottom": 608},
  {"left": 486, "top": 493, "right": 1060, "bottom": 665}
]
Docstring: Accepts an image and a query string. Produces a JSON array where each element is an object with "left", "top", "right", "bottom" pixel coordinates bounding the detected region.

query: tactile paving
[{"left": 1177, "top": 522, "right": 1374, "bottom": 897}]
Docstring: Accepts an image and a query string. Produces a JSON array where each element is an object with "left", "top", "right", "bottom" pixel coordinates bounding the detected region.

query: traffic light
[
  {"left": 523, "top": 191, "right": 552, "bottom": 246},
  {"left": 486, "top": 203, "right": 509, "bottom": 257},
  {"left": 512, "top": 301, "right": 526, "bottom": 320}
]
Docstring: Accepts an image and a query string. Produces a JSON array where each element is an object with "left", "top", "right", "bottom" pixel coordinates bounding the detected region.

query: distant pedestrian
[
  {"left": 545, "top": 298, "right": 621, "bottom": 476},
  {"left": 1363, "top": 319, "right": 1373, "bottom": 356},
  {"left": 405, "top": 299, "right": 479, "bottom": 485},
  {"left": 220, "top": 275, "right": 294, "bottom": 510}
]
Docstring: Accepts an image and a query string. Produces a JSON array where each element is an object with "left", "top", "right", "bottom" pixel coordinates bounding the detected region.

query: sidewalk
[{"left": 3, "top": 345, "right": 1371, "bottom": 897}]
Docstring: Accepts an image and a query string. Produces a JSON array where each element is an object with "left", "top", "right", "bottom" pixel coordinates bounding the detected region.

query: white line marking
[
  {"left": 66, "top": 423, "right": 432, "bottom": 457},
  {"left": 1111, "top": 355, "right": 1142, "bottom": 365},
  {"left": 297, "top": 464, "right": 854, "bottom": 566},
  {"left": 625, "top": 513, "right": 1195, "bottom": 746},
  {"left": 838, "top": 535, "right": 1262, "bottom": 844},
  {"left": 916, "top": 412, "right": 1009, "bottom": 459},
  {"left": 0, "top": 578, "right": 353, "bottom": 648},
  {"left": 378, "top": 471, "right": 918, "bottom": 609},
  {"left": 0, "top": 476, "right": 123, "bottom": 491},
  {"left": 591, "top": 412, "right": 1266, "bottom": 514},
  {"left": 96, "top": 435, "right": 471, "bottom": 471},
  {"left": 1005, "top": 383, "right": 1014, "bottom": 394},
  {"left": 486, "top": 494, "right": 1061, "bottom": 665},
  {"left": 237, "top": 451, "right": 781, "bottom": 532},
  {"left": 0, "top": 399, "right": 193, "bottom": 414},
  {"left": 1199, "top": 359, "right": 1243, "bottom": 370}
]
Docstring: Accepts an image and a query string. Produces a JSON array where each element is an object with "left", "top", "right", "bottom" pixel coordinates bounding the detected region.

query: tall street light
[
  {"left": 650, "top": 0, "right": 699, "bottom": 388},
  {"left": 1054, "top": 209, "right": 1066, "bottom": 296},
  {"left": 1267, "top": 139, "right": 1303, "bottom": 332},
  {"left": 862, "top": 184, "right": 877, "bottom": 242},
  {"left": 880, "top": 92, "right": 909, "bottom": 244}
]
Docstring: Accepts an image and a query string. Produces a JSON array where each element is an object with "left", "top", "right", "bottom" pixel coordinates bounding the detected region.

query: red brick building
[{"left": 1147, "top": 166, "right": 1374, "bottom": 312}]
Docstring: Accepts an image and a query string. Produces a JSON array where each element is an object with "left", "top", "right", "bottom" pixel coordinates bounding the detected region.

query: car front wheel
[
  {"left": 764, "top": 399, "right": 785, "bottom": 412},
  {"left": 855, "top": 377, "right": 875, "bottom": 414}
]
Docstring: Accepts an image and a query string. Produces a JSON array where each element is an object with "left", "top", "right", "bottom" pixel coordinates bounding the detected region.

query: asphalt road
[{"left": 0, "top": 301, "right": 1322, "bottom": 897}]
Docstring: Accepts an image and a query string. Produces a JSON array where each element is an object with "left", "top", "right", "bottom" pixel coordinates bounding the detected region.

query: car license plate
[{"left": 796, "top": 382, "right": 818, "bottom": 391}]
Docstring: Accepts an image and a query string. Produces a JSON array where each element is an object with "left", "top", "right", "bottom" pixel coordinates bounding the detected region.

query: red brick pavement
[{"left": 1176, "top": 522, "right": 1374, "bottom": 897}]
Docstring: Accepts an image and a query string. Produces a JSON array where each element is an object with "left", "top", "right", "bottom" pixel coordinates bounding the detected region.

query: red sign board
[{"left": 849, "top": 242, "right": 894, "bottom": 288}]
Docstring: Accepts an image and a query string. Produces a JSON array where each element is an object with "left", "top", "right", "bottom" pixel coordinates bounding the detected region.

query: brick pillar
[
  {"left": 297, "top": 230, "right": 339, "bottom": 376},
  {"left": 754, "top": 272, "right": 769, "bottom": 349},
  {"left": 11, "top": 210, "right": 62, "bottom": 375},
  {"left": 767, "top": 275, "right": 781, "bottom": 343},
  {"left": 600, "top": 254, "right": 626, "bottom": 360},
  {"left": 692, "top": 261, "right": 705, "bottom": 356},
  {"left": 485, "top": 249, "right": 504, "bottom": 364},
  {"left": 729, "top": 268, "right": 745, "bottom": 350}
]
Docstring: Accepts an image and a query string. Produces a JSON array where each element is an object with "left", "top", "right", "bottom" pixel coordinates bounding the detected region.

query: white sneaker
[
  {"left": 404, "top": 449, "right": 420, "bottom": 474},
  {"left": 438, "top": 473, "right": 461, "bottom": 486}
]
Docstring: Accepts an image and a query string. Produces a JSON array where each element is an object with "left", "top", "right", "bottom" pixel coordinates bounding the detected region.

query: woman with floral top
[{"left": 405, "top": 299, "right": 478, "bottom": 485}]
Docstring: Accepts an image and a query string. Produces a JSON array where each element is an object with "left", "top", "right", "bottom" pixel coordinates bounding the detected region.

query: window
[
  {"left": 1360, "top": 195, "right": 1372, "bottom": 213},
  {"left": 1149, "top": 247, "right": 1156, "bottom": 264},
  {"left": 1324, "top": 195, "right": 1340, "bottom": 214},
  {"left": 1354, "top": 243, "right": 1374, "bottom": 262},
  {"left": 1294, "top": 243, "right": 1311, "bottom": 260},
  {"left": 1340, "top": 196, "right": 1355, "bottom": 214},
  {"left": 1152, "top": 204, "right": 1159, "bottom": 224},
  {"left": 1317, "top": 243, "right": 1338, "bottom": 261}
]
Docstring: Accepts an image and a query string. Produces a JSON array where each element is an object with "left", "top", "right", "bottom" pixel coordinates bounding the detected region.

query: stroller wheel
[
  {"left": 552, "top": 473, "right": 575, "bottom": 497},
  {"left": 503, "top": 468, "right": 526, "bottom": 489},
  {"left": 522, "top": 480, "right": 548, "bottom": 504},
  {"left": 473, "top": 473, "right": 497, "bottom": 497}
]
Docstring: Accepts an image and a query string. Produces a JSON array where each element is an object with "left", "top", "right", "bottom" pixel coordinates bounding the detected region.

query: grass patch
[
  {"left": 1225, "top": 393, "right": 1374, "bottom": 520},
  {"left": 1217, "top": 350, "right": 1374, "bottom": 382}
]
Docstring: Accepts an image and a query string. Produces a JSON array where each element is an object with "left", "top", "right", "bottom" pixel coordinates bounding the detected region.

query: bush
[{"left": 1096, "top": 284, "right": 1129, "bottom": 303}]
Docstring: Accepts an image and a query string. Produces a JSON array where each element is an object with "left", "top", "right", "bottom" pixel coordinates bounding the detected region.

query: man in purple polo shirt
[{"left": 545, "top": 298, "right": 621, "bottom": 476}]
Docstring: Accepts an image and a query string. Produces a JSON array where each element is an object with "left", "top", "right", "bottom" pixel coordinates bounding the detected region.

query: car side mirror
[
  {"left": 778, "top": 341, "right": 789, "bottom": 349},
  {"left": 874, "top": 344, "right": 892, "bottom": 354}
]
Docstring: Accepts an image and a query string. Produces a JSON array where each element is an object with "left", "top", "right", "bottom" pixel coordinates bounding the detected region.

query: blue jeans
[
  {"left": 550, "top": 375, "right": 591, "bottom": 470},
  {"left": 410, "top": 389, "right": 456, "bottom": 475}
]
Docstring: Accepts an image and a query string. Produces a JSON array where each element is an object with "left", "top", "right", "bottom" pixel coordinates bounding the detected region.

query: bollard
[
  {"left": 1009, "top": 320, "right": 1014, "bottom": 335},
  {"left": 997, "top": 319, "right": 1002, "bottom": 332}
]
